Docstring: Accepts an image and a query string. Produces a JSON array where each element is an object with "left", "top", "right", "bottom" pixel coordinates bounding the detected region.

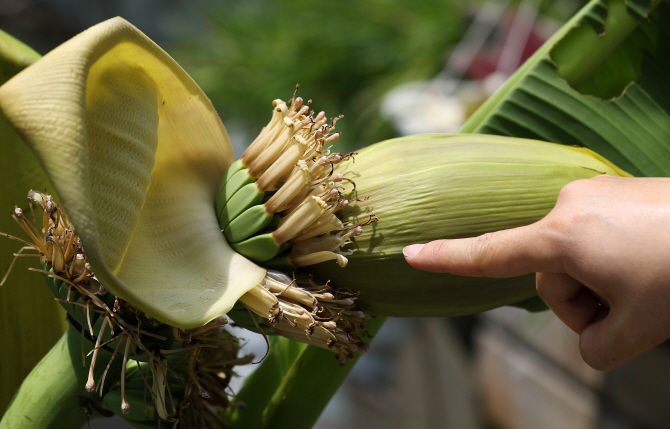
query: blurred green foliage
[{"left": 171, "top": 0, "right": 466, "bottom": 153}]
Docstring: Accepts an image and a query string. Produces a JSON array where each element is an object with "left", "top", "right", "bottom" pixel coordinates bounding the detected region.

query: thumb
[{"left": 402, "top": 224, "right": 560, "bottom": 278}]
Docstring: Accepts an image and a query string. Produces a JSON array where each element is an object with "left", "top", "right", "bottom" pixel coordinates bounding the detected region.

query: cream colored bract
[{"left": 0, "top": 17, "right": 266, "bottom": 328}]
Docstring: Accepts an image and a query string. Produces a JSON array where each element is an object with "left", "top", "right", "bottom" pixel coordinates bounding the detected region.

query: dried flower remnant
[
  {"left": 2, "top": 191, "right": 253, "bottom": 426},
  {"left": 238, "top": 270, "right": 371, "bottom": 364}
]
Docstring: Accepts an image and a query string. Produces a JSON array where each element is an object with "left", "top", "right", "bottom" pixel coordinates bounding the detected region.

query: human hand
[{"left": 403, "top": 175, "right": 670, "bottom": 371}]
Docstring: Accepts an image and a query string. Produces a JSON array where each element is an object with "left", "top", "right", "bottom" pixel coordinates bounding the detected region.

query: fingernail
[{"left": 403, "top": 244, "right": 424, "bottom": 258}]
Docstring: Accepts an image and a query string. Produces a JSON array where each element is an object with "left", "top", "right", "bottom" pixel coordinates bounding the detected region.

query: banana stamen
[{"left": 238, "top": 270, "right": 369, "bottom": 364}]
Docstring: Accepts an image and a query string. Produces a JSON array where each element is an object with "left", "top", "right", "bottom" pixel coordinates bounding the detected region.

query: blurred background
[{"left": 4, "top": 0, "right": 670, "bottom": 428}]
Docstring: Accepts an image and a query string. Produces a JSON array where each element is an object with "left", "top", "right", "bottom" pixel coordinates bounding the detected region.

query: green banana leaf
[
  {"left": 227, "top": 315, "right": 385, "bottom": 429},
  {"left": 229, "top": 1, "right": 670, "bottom": 428},
  {"left": 0, "top": 29, "right": 67, "bottom": 415},
  {"left": 462, "top": 0, "right": 670, "bottom": 178}
]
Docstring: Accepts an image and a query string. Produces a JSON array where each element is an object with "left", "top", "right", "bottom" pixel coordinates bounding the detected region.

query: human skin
[{"left": 403, "top": 175, "right": 670, "bottom": 371}]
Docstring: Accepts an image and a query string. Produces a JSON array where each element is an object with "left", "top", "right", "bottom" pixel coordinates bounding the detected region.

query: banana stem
[
  {"left": 227, "top": 315, "right": 386, "bottom": 429},
  {"left": 0, "top": 327, "right": 119, "bottom": 429}
]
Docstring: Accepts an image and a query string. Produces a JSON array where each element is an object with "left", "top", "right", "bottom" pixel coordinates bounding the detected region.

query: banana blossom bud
[{"left": 302, "top": 134, "right": 630, "bottom": 315}]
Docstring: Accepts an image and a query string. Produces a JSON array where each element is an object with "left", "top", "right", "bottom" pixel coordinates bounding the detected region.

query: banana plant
[{"left": 0, "top": 0, "right": 667, "bottom": 428}]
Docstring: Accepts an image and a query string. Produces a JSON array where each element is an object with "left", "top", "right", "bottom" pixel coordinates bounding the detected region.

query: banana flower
[{"left": 0, "top": 16, "right": 629, "bottom": 428}]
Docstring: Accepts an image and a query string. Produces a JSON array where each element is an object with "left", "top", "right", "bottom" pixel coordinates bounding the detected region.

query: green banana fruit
[
  {"left": 44, "top": 268, "right": 103, "bottom": 327},
  {"left": 216, "top": 97, "right": 350, "bottom": 265},
  {"left": 230, "top": 232, "right": 280, "bottom": 262},
  {"left": 214, "top": 159, "right": 244, "bottom": 217},
  {"left": 219, "top": 182, "right": 265, "bottom": 228},
  {"left": 216, "top": 168, "right": 255, "bottom": 215},
  {"left": 224, "top": 205, "right": 273, "bottom": 243}
]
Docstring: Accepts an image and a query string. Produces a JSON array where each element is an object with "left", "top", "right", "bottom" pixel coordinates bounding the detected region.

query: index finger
[{"left": 402, "top": 222, "right": 562, "bottom": 278}]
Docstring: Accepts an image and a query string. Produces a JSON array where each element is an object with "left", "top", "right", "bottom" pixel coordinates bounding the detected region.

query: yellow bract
[{"left": 0, "top": 18, "right": 266, "bottom": 328}]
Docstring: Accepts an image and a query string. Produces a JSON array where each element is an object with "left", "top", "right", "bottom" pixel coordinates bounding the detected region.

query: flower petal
[{"left": 0, "top": 18, "right": 266, "bottom": 328}]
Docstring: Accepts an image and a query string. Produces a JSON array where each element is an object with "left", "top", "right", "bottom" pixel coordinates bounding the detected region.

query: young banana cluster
[
  {"left": 5, "top": 191, "right": 253, "bottom": 426},
  {"left": 215, "top": 91, "right": 375, "bottom": 363},
  {"left": 216, "top": 91, "right": 371, "bottom": 268}
]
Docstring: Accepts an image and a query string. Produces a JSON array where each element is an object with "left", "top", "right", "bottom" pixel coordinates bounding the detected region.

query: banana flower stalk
[{"left": 0, "top": 17, "right": 629, "bottom": 428}]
